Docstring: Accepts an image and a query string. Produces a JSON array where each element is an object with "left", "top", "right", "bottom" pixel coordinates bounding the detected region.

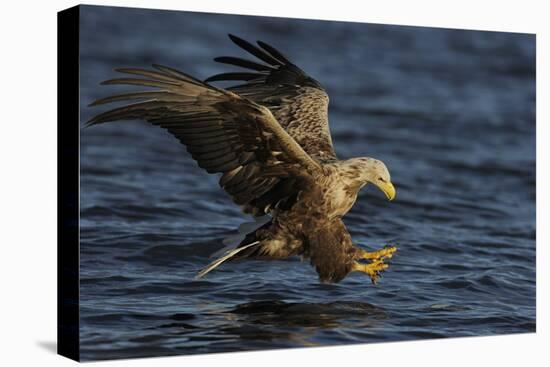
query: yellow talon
[
  {"left": 352, "top": 260, "right": 389, "bottom": 284},
  {"left": 361, "top": 245, "right": 397, "bottom": 261}
]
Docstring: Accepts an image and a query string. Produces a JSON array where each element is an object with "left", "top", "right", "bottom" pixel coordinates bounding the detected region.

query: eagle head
[{"left": 346, "top": 157, "right": 396, "bottom": 201}]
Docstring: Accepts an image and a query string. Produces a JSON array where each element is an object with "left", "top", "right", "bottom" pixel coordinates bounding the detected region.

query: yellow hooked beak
[{"left": 376, "top": 180, "right": 396, "bottom": 201}]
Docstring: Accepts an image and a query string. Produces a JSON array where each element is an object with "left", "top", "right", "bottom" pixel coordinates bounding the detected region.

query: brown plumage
[{"left": 87, "top": 34, "right": 397, "bottom": 284}]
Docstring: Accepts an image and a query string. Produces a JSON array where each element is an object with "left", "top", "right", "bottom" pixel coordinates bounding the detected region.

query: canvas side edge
[{"left": 57, "top": 5, "right": 80, "bottom": 362}]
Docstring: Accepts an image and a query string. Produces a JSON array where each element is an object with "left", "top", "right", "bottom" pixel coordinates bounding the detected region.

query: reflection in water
[
  {"left": 213, "top": 301, "right": 386, "bottom": 347},
  {"left": 228, "top": 300, "right": 387, "bottom": 329}
]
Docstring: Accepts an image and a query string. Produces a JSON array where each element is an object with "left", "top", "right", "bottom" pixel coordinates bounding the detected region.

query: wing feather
[
  {"left": 87, "top": 65, "right": 321, "bottom": 215},
  {"left": 213, "top": 57, "right": 273, "bottom": 72},
  {"left": 206, "top": 35, "right": 337, "bottom": 162}
]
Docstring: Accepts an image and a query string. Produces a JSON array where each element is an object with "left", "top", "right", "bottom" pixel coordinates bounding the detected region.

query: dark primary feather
[
  {"left": 205, "top": 72, "right": 263, "bottom": 82},
  {"left": 256, "top": 40, "right": 292, "bottom": 64},
  {"left": 213, "top": 57, "right": 273, "bottom": 72},
  {"left": 87, "top": 65, "right": 322, "bottom": 216},
  {"left": 227, "top": 34, "right": 284, "bottom": 66},
  {"left": 205, "top": 34, "right": 337, "bottom": 162}
]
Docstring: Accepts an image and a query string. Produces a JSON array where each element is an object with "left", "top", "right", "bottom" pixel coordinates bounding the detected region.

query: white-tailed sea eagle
[{"left": 87, "top": 34, "right": 397, "bottom": 284}]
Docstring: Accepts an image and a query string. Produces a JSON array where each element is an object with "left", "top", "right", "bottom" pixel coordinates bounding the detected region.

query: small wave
[
  {"left": 439, "top": 263, "right": 471, "bottom": 271},
  {"left": 81, "top": 204, "right": 190, "bottom": 221},
  {"left": 438, "top": 279, "right": 473, "bottom": 290},
  {"left": 400, "top": 330, "right": 447, "bottom": 339},
  {"left": 115, "top": 239, "right": 228, "bottom": 266},
  {"left": 423, "top": 303, "right": 471, "bottom": 312},
  {"left": 80, "top": 275, "right": 133, "bottom": 285},
  {"left": 419, "top": 243, "right": 463, "bottom": 254},
  {"left": 83, "top": 312, "right": 167, "bottom": 323},
  {"left": 431, "top": 158, "right": 534, "bottom": 178}
]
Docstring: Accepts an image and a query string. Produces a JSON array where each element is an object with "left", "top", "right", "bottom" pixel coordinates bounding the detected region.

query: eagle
[{"left": 87, "top": 34, "right": 397, "bottom": 284}]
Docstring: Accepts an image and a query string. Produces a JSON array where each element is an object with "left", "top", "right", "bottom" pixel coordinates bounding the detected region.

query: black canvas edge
[{"left": 57, "top": 5, "right": 80, "bottom": 362}]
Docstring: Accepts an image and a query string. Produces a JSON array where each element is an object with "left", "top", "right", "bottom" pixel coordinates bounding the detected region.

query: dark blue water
[{"left": 78, "top": 5, "right": 536, "bottom": 361}]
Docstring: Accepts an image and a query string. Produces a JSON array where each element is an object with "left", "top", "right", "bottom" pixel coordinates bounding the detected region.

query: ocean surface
[{"left": 78, "top": 5, "right": 536, "bottom": 361}]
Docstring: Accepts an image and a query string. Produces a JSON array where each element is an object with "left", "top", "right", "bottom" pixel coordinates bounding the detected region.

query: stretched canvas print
[{"left": 58, "top": 4, "right": 536, "bottom": 362}]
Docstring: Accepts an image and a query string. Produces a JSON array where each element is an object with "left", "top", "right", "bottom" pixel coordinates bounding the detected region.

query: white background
[{"left": 0, "top": 0, "right": 546, "bottom": 365}]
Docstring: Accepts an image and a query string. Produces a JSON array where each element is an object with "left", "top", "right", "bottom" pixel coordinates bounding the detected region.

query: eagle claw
[
  {"left": 353, "top": 259, "right": 390, "bottom": 284},
  {"left": 360, "top": 245, "right": 397, "bottom": 261}
]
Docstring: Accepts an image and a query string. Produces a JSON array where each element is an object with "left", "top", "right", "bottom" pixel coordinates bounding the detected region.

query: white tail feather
[
  {"left": 211, "top": 216, "right": 271, "bottom": 259},
  {"left": 194, "top": 241, "right": 260, "bottom": 279}
]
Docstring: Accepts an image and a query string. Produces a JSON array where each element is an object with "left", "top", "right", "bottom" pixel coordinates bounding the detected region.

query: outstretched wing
[
  {"left": 87, "top": 65, "right": 322, "bottom": 216},
  {"left": 206, "top": 34, "right": 337, "bottom": 162}
]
